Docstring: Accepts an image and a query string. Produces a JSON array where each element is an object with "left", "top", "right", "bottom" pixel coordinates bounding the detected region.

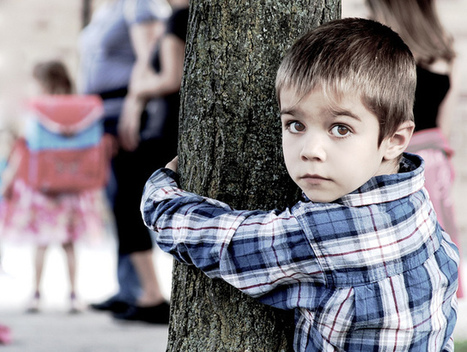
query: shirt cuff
[{"left": 160, "top": 168, "right": 180, "bottom": 186}]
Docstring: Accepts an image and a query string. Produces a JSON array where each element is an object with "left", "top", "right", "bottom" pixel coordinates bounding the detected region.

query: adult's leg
[
  {"left": 130, "top": 249, "right": 164, "bottom": 306},
  {"left": 112, "top": 145, "right": 161, "bottom": 301},
  {"left": 116, "top": 253, "right": 142, "bottom": 304},
  {"left": 112, "top": 138, "right": 174, "bottom": 323},
  {"left": 89, "top": 163, "right": 141, "bottom": 313},
  {"left": 107, "top": 170, "right": 141, "bottom": 304}
]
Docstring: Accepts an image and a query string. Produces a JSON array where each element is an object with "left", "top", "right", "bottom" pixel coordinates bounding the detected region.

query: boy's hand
[{"left": 166, "top": 156, "right": 179, "bottom": 173}]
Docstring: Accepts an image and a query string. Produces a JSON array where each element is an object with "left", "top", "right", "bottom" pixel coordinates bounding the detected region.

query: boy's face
[{"left": 280, "top": 87, "right": 393, "bottom": 203}]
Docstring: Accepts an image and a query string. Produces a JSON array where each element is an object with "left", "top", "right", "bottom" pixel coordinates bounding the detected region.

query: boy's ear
[{"left": 382, "top": 120, "right": 415, "bottom": 161}]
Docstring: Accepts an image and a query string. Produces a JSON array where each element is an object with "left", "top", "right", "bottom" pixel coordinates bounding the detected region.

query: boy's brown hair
[{"left": 276, "top": 18, "right": 416, "bottom": 145}]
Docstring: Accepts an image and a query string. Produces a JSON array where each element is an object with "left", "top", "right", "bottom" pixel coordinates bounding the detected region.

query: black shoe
[
  {"left": 89, "top": 298, "right": 130, "bottom": 314},
  {"left": 113, "top": 301, "right": 170, "bottom": 324}
]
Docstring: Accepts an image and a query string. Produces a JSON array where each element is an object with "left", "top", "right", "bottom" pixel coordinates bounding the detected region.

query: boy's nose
[{"left": 300, "top": 136, "right": 326, "bottom": 161}]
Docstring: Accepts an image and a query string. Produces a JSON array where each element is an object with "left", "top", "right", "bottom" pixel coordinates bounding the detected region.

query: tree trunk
[{"left": 170, "top": 1, "right": 341, "bottom": 351}]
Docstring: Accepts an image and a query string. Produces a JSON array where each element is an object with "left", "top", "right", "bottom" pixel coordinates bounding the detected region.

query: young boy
[{"left": 141, "top": 18, "right": 459, "bottom": 351}]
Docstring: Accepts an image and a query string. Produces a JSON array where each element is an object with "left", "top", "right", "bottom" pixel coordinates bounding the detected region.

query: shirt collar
[
  {"left": 301, "top": 153, "right": 425, "bottom": 207},
  {"left": 336, "top": 153, "right": 425, "bottom": 207}
]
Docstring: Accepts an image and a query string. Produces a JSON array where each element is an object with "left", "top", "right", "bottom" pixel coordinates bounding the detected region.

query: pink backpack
[{"left": 15, "top": 95, "right": 112, "bottom": 193}]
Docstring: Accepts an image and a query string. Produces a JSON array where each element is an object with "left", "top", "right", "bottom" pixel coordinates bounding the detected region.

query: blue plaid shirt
[{"left": 141, "top": 153, "right": 459, "bottom": 352}]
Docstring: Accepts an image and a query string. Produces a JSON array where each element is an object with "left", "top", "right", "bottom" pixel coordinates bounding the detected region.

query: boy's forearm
[
  {"left": 141, "top": 171, "right": 322, "bottom": 303},
  {"left": 140, "top": 168, "right": 181, "bottom": 228},
  {"left": 141, "top": 168, "right": 238, "bottom": 270}
]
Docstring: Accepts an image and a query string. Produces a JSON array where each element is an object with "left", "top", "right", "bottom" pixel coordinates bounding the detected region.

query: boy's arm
[{"left": 141, "top": 168, "right": 326, "bottom": 303}]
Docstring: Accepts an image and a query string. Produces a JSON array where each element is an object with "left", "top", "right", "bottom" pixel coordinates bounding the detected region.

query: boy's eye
[
  {"left": 287, "top": 121, "right": 306, "bottom": 133},
  {"left": 330, "top": 125, "right": 351, "bottom": 137}
]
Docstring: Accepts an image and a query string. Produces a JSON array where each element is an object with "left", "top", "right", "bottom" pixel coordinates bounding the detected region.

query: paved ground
[
  {"left": 0, "top": 239, "right": 173, "bottom": 352},
  {"left": 0, "top": 310, "right": 168, "bottom": 352}
]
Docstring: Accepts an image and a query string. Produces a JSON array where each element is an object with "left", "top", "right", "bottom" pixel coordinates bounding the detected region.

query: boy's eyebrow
[
  {"left": 280, "top": 106, "right": 363, "bottom": 121},
  {"left": 328, "top": 107, "right": 362, "bottom": 121},
  {"left": 280, "top": 104, "right": 307, "bottom": 117},
  {"left": 279, "top": 107, "right": 298, "bottom": 117}
]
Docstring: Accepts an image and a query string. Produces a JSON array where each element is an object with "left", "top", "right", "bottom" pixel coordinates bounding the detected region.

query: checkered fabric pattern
[{"left": 141, "top": 153, "right": 459, "bottom": 352}]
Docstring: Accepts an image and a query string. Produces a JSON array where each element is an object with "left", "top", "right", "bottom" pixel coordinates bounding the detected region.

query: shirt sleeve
[{"left": 141, "top": 169, "right": 326, "bottom": 301}]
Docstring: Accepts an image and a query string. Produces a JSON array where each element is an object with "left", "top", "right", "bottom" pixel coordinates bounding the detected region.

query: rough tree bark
[{"left": 169, "top": 1, "right": 340, "bottom": 351}]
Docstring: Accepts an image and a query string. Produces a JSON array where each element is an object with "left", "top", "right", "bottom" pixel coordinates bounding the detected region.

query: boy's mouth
[{"left": 300, "top": 174, "right": 330, "bottom": 184}]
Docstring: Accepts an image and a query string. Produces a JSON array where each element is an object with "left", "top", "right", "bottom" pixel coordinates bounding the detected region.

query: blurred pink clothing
[
  {"left": 407, "top": 128, "right": 464, "bottom": 298},
  {"left": 0, "top": 324, "right": 11, "bottom": 345},
  {"left": 0, "top": 179, "right": 106, "bottom": 245}
]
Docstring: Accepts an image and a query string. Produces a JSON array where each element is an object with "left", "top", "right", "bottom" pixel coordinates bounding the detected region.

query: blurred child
[{"left": 0, "top": 60, "right": 110, "bottom": 313}]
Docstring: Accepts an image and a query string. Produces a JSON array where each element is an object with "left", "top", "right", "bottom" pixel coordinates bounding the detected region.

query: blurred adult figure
[
  {"left": 111, "top": 0, "right": 189, "bottom": 322},
  {"left": 366, "top": 0, "right": 463, "bottom": 298},
  {"left": 79, "top": 0, "right": 174, "bottom": 323}
]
